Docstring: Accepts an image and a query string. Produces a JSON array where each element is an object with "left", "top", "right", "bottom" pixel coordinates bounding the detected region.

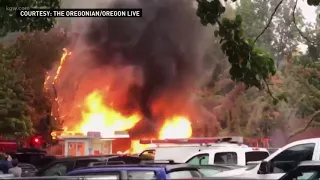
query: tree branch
[
  {"left": 263, "top": 78, "right": 277, "bottom": 100},
  {"left": 292, "top": 0, "right": 319, "bottom": 46},
  {"left": 288, "top": 110, "right": 320, "bottom": 140},
  {"left": 253, "top": 0, "right": 284, "bottom": 45}
]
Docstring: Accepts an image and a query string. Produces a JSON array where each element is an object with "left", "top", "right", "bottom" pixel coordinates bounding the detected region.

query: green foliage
[
  {"left": 236, "top": 0, "right": 276, "bottom": 57},
  {"left": 0, "top": 45, "right": 33, "bottom": 139},
  {"left": 236, "top": 0, "right": 305, "bottom": 66},
  {"left": 198, "top": 0, "right": 320, "bottom": 139},
  {"left": 12, "top": 30, "right": 70, "bottom": 140},
  {"left": 197, "top": 0, "right": 276, "bottom": 89},
  {"left": 0, "top": 0, "right": 60, "bottom": 37},
  {"left": 0, "top": 29, "right": 69, "bottom": 140}
]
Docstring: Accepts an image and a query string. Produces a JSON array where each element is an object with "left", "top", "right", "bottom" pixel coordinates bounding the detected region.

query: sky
[
  {"left": 297, "top": 0, "right": 317, "bottom": 51},
  {"left": 299, "top": 0, "right": 317, "bottom": 23}
]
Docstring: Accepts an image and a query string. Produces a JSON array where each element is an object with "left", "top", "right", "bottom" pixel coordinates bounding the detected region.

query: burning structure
[{"left": 44, "top": 0, "right": 211, "bottom": 153}]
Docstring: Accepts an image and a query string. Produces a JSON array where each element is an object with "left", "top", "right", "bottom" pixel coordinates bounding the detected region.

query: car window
[
  {"left": 245, "top": 151, "right": 269, "bottom": 163},
  {"left": 71, "top": 171, "right": 120, "bottom": 177},
  {"left": 43, "top": 161, "right": 74, "bottom": 176},
  {"left": 75, "top": 159, "right": 99, "bottom": 169},
  {"left": 186, "top": 153, "right": 209, "bottom": 165},
  {"left": 198, "top": 169, "right": 222, "bottom": 177},
  {"left": 83, "top": 175, "right": 120, "bottom": 180},
  {"left": 270, "top": 143, "right": 315, "bottom": 173},
  {"left": 214, "top": 152, "right": 237, "bottom": 165},
  {"left": 296, "top": 172, "right": 318, "bottom": 180},
  {"left": 168, "top": 170, "right": 202, "bottom": 179},
  {"left": 128, "top": 170, "right": 156, "bottom": 180},
  {"left": 108, "top": 156, "right": 141, "bottom": 164}
]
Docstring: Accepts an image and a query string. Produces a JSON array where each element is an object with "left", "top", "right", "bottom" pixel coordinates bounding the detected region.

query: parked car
[
  {"left": 17, "top": 163, "right": 37, "bottom": 177},
  {"left": 278, "top": 161, "right": 320, "bottom": 180},
  {"left": 7, "top": 148, "right": 51, "bottom": 169},
  {"left": 68, "top": 163, "right": 204, "bottom": 179},
  {"left": 34, "top": 155, "right": 142, "bottom": 176},
  {"left": 67, "top": 160, "right": 243, "bottom": 179},
  {"left": 138, "top": 160, "right": 245, "bottom": 177}
]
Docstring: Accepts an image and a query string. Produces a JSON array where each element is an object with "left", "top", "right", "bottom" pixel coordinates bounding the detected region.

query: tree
[
  {"left": 0, "top": 44, "right": 33, "bottom": 139},
  {"left": 236, "top": 0, "right": 277, "bottom": 58},
  {"left": 0, "top": 0, "right": 60, "bottom": 37},
  {"left": 237, "top": 0, "right": 306, "bottom": 67},
  {"left": 196, "top": 0, "right": 319, "bottom": 102},
  {"left": 275, "top": 0, "right": 305, "bottom": 61},
  {"left": 12, "top": 29, "right": 70, "bottom": 141},
  {"left": 197, "top": 0, "right": 276, "bottom": 94}
]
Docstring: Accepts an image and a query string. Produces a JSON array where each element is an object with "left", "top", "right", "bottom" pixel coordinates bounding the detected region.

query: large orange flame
[
  {"left": 159, "top": 116, "right": 192, "bottom": 139},
  {"left": 47, "top": 48, "right": 193, "bottom": 154},
  {"left": 78, "top": 90, "right": 141, "bottom": 137}
]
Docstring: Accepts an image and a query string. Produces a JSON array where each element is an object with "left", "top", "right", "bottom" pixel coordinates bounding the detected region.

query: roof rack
[
  {"left": 88, "top": 161, "right": 125, "bottom": 167},
  {"left": 139, "top": 136, "right": 244, "bottom": 145},
  {"left": 140, "top": 160, "right": 176, "bottom": 164},
  {"left": 87, "top": 156, "right": 125, "bottom": 167}
]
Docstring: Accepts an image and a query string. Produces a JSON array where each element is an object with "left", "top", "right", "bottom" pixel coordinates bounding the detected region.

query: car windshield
[
  {"left": 198, "top": 168, "right": 223, "bottom": 177},
  {"left": 292, "top": 171, "right": 319, "bottom": 180}
]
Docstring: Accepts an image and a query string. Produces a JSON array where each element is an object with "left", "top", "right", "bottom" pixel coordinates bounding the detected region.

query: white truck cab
[
  {"left": 184, "top": 145, "right": 269, "bottom": 166},
  {"left": 214, "top": 138, "right": 320, "bottom": 179}
]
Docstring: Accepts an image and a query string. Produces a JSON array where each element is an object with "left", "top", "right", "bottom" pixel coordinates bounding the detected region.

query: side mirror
[{"left": 258, "top": 161, "right": 271, "bottom": 174}]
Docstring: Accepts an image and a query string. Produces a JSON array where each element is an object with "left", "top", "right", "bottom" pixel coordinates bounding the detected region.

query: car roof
[
  {"left": 191, "top": 164, "right": 244, "bottom": 169},
  {"left": 298, "top": 161, "right": 320, "bottom": 166},
  {"left": 53, "top": 154, "right": 124, "bottom": 161},
  {"left": 198, "top": 147, "right": 269, "bottom": 154},
  {"left": 68, "top": 163, "right": 200, "bottom": 175}
]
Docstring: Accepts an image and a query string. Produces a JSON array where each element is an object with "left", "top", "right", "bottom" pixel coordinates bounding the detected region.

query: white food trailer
[{"left": 55, "top": 131, "right": 130, "bottom": 156}]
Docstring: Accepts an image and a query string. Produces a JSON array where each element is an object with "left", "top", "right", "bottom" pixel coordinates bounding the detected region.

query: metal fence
[
  {"left": 0, "top": 176, "right": 118, "bottom": 180},
  {"left": 0, "top": 178, "right": 257, "bottom": 180}
]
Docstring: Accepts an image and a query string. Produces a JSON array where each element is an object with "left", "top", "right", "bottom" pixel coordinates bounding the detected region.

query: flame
[
  {"left": 47, "top": 48, "right": 193, "bottom": 154},
  {"left": 44, "top": 48, "right": 71, "bottom": 91},
  {"left": 159, "top": 116, "right": 192, "bottom": 139},
  {"left": 130, "top": 140, "right": 154, "bottom": 154},
  {"left": 128, "top": 116, "right": 192, "bottom": 154},
  {"left": 53, "top": 48, "right": 71, "bottom": 84},
  {"left": 78, "top": 90, "right": 141, "bottom": 137},
  {"left": 44, "top": 72, "right": 51, "bottom": 91}
]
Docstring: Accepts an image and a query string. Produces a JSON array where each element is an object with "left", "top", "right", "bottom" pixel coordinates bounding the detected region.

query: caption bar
[{"left": 17, "top": 9, "right": 142, "bottom": 17}]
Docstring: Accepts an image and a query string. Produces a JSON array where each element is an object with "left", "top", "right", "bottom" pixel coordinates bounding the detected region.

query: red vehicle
[{"left": 0, "top": 140, "right": 18, "bottom": 152}]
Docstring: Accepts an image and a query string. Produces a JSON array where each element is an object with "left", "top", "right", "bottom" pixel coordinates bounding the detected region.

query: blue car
[{"left": 67, "top": 163, "right": 211, "bottom": 180}]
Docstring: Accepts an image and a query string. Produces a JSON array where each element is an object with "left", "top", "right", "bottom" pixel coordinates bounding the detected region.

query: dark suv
[{"left": 34, "top": 155, "right": 142, "bottom": 176}]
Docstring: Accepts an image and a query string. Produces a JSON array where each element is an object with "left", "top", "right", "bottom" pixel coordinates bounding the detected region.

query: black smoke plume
[{"left": 52, "top": 0, "right": 209, "bottom": 137}]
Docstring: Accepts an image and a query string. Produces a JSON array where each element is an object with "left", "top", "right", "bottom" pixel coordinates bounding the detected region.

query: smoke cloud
[{"left": 51, "top": 0, "right": 211, "bottom": 137}]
